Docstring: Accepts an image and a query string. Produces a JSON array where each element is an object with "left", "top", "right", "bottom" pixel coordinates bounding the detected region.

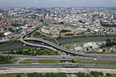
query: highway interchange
[
  {"left": 19, "top": 25, "right": 116, "bottom": 57},
  {"left": 23, "top": 37, "right": 116, "bottom": 57},
  {"left": 0, "top": 25, "right": 116, "bottom": 72}
]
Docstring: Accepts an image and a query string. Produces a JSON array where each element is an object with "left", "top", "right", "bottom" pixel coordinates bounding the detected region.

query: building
[
  {"left": 83, "top": 42, "right": 99, "bottom": 49},
  {"left": 4, "top": 32, "right": 14, "bottom": 38}
]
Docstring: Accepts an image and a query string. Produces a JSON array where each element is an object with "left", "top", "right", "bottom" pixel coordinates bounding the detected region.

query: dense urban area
[{"left": 0, "top": 7, "right": 116, "bottom": 77}]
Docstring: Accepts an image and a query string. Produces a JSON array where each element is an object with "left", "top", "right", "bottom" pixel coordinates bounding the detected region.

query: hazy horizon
[{"left": 0, "top": 0, "right": 116, "bottom": 8}]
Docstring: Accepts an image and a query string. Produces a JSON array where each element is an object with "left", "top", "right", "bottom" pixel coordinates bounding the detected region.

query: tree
[
  {"left": 71, "top": 60, "right": 76, "bottom": 63},
  {"left": 77, "top": 72, "right": 84, "bottom": 77},
  {"left": 90, "top": 71, "right": 99, "bottom": 77},
  {"left": 11, "top": 50, "right": 14, "bottom": 54},
  {"left": 11, "top": 23, "right": 22, "bottom": 27},
  {"left": 113, "top": 38, "right": 115, "bottom": 41},
  {"left": 99, "top": 72, "right": 103, "bottom": 76},
  {"left": 45, "top": 73, "right": 66, "bottom": 77},
  {"left": 103, "top": 49, "right": 105, "bottom": 52},
  {"left": 0, "top": 56, "right": 12, "bottom": 64},
  {"left": 22, "top": 51, "right": 26, "bottom": 55},
  {"left": 85, "top": 74, "right": 93, "bottom": 77},
  {"left": 60, "top": 30, "right": 71, "bottom": 33},
  {"left": 27, "top": 73, "right": 43, "bottom": 77},
  {"left": 106, "top": 73, "right": 111, "bottom": 77},
  {"left": 0, "top": 33, "right": 4, "bottom": 37},
  {"left": 45, "top": 73, "right": 54, "bottom": 77},
  {"left": 78, "top": 20, "right": 83, "bottom": 23},
  {"left": 30, "top": 51, "right": 35, "bottom": 56},
  {"left": 111, "top": 50, "right": 114, "bottom": 53},
  {"left": 55, "top": 73, "right": 66, "bottom": 77},
  {"left": 40, "top": 19, "right": 43, "bottom": 22},
  {"left": 86, "top": 48, "right": 89, "bottom": 51},
  {"left": 105, "top": 42, "right": 116, "bottom": 47},
  {"left": 106, "top": 39, "right": 111, "bottom": 43},
  {"left": 59, "top": 22, "right": 64, "bottom": 24},
  {"left": 8, "top": 28, "right": 14, "bottom": 32},
  {"left": 65, "top": 33, "right": 73, "bottom": 36},
  {"left": 16, "top": 74, "right": 20, "bottom": 77}
]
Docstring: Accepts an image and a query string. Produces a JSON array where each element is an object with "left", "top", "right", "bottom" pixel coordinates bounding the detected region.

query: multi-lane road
[
  {"left": 0, "top": 63, "right": 116, "bottom": 68},
  {"left": 0, "top": 68, "right": 116, "bottom": 74},
  {"left": 1, "top": 54, "right": 116, "bottom": 62}
]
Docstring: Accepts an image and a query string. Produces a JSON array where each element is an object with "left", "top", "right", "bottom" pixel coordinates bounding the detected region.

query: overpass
[
  {"left": 23, "top": 37, "right": 116, "bottom": 58},
  {"left": 20, "top": 36, "right": 63, "bottom": 55}
]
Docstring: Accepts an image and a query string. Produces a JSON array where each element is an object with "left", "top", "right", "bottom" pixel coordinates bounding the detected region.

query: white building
[{"left": 83, "top": 42, "right": 99, "bottom": 49}]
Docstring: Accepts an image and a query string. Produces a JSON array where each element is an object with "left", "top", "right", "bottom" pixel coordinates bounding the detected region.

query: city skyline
[{"left": 0, "top": 0, "right": 116, "bottom": 8}]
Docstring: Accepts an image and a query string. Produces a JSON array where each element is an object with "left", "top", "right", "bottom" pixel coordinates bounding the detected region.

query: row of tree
[
  {"left": 101, "top": 38, "right": 116, "bottom": 48},
  {"left": 16, "top": 72, "right": 111, "bottom": 77},
  {"left": 5, "top": 48, "right": 58, "bottom": 56},
  {"left": 60, "top": 29, "right": 71, "bottom": 33},
  {"left": 77, "top": 71, "right": 111, "bottom": 77},
  {"left": 27, "top": 72, "right": 66, "bottom": 77},
  {"left": 106, "top": 38, "right": 115, "bottom": 43},
  {"left": 0, "top": 56, "right": 12, "bottom": 64},
  {"left": 11, "top": 23, "right": 22, "bottom": 27},
  {"left": 33, "top": 32, "right": 51, "bottom": 40}
]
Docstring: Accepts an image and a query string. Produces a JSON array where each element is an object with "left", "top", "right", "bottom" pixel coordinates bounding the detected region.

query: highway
[
  {"left": 1, "top": 54, "right": 116, "bottom": 62},
  {"left": 0, "top": 63, "right": 116, "bottom": 68},
  {"left": 0, "top": 68, "right": 116, "bottom": 74}
]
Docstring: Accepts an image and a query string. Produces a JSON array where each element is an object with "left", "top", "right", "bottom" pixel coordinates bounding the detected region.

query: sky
[{"left": 0, "top": 0, "right": 116, "bottom": 8}]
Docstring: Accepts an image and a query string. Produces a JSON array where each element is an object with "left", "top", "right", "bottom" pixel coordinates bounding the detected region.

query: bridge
[
  {"left": 22, "top": 37, "right": 116, "bottom": 57},
  {"left": 20, "top": 36, "right": 63, "bottom": 55}
]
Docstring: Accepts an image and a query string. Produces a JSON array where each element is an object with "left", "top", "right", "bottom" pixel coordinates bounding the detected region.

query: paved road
[
  {"left": 0, "top": 68, "right": 116, "bottom": 74},
  {"left": 0, "top": 63, "right": 116, "bottom": 68},
  {"left": 20, "top": 35, "right": 63, "bottom": 55},
  {"left": 1, "top": 54, "right": 116, "bottom": 62},
  {"left": 0, "top": 39, "right": 10, "bottom": 43},
  {"left": 23, "top": 38, "right": 116, "bottom": 58}
]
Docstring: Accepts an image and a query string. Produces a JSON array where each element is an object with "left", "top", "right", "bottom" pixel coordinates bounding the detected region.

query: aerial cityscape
[{"left": 0, "top": 0, "right": 116, "bottom": 77}]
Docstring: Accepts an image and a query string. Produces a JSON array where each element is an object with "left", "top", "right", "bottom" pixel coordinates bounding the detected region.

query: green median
[{"left": 39, "top": 60, "right": 61, "bottom": 63}]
